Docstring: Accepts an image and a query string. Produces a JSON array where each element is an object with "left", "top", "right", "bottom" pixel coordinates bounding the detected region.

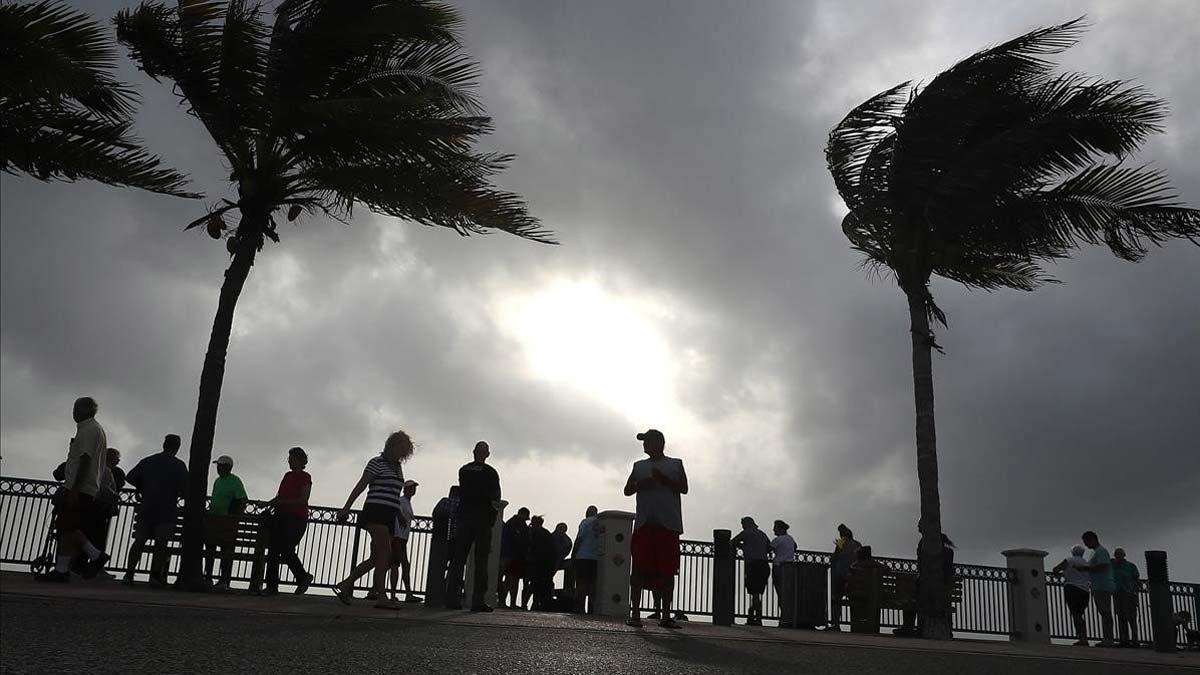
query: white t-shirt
[
  {"left": 65, "top": 417, "right": 107, "bottom": 497},
  {"left": 1062, "top": 555, "right": 1090, "bottom": 590},
  {"left": 394, "top": 495, "right": 414, "bottom": 540},
  {"left": 770, "top": 534, "right": 797, "bottom": 568},
  {"left": 628, "top": 456, "right": 685, "bottom": 533}
]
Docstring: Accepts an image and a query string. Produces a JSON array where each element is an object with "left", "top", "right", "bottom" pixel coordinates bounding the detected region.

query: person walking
[
  {"left": 334, "top": 431, "right": 414, "bottom": 609},
  {"left": 732, "top": 517, "right": 771, "bottom": 626},
  {"left": 769, "top": 520, "right": 797, "bottom": 602},
  {"left": 1082, "top": 531, "right": 1117, "bottom": 647},
  {"left": 624, "top": 428, "right": 688, "bottom": 629},
  {"left": 499, "top": 507, "right": 531, "bottom": 608},
  {"left": 525, "top": 515, "right": 557, "bottom": 610},
  {"left": 445, "top": 441, "right": 502, "bottom": 612},
  {"left": 826, "top": 524, "right": 861, "bottom": 631},
  {"left": 40, "top": 397, "right": 109, "bottom": 582},
  {"left": 571, "top": 506, "right": 601, "bottom": 614},
  {"left": 263, "top": 447, "right": 313, "bottom": 596},
  {"left": 1053, "top": 545, "right": 1092, "bottom": 646},
  {"left": 123, "top": 434, "right": 188, "bottom": 586},
  {"left": 385, "top": 480, "right": 421, "bottom": 604},
  {"left": 205, "top": 455, "right": 248, "bottom": 592},
  {"left": 1111, "top": 548, "right": 1140, "bottom": 647}
]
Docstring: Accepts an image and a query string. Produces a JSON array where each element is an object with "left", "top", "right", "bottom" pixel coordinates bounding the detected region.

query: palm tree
[
  {"left": 0, "top": 0, "right": 192, "bottom": 195},
  {"left": 114, "top": 0, "right": 553, "bottom": 585},
  {"left": 826, "top": 17, "right": 1199, "bottom": 638}
]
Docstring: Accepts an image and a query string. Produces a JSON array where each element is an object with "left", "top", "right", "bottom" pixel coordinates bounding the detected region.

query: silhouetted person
[
  {"left": 525, "top": 515, "right": 557, "bottom": 610},
  {"left": 1111, "top": 548, "right": 1140, "bottom": 647},
  {"left": 123, "top": 434, "right": 188, "bottom": 586},
  {"left": 263, "top": 446, "right": 312, "bottom": 596},
  {"left": 386, "top": 480, "right": 420, "bottom": 603},
  {"left": 552, "top": 521, "right": 572, "bottom": 597},
  {"left": 432, "top": 485, "right": 462, "bottom": 594},
  {"left": 53, "top": 446, "right": 124, "bottom": 577},
  {"left": 624, "top": 428, "right": 688, "bottom": 629},
  {"left": 334, "top": 431, "right": 414, "bottom": 609},
  {"left": 1081, "top": 530, "right": 1116, "bottom": 647},
  {"left": 571, "top": 506, "right": 601, "bottom": 613},
  {"left": 1052, "top": 545, "right": 1092, "bottom": 646},
  {"left": 40, "top": 397, "right": 109, "bottom": 582},
  {"left": 770, "top": 520, "right": 797, "bottom": 599},
  {"left": 205, "top": 454, "right": 248, "bottom": 591},
  {"left": 499, "top": 506, "right": 531, "bottom": 608},
  {"left": 896, "top": 528, "right": 955, "bottom": 636},
  {"left": 732, "top": 516, "right": 770, "bottom": 626},
  {"left": 826, "top": 524, "right": 860, "bottom": 631},
  {"left": 445, "top": 441, "right": 502, "bottom": 612}
]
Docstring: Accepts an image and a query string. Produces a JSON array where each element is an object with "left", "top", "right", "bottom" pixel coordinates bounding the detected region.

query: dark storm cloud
[{"left": 2, "top": 0, "right": 1197, "bottom": 576}]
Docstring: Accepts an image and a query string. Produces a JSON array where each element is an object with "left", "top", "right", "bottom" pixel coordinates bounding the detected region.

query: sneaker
[
  {"left": 332, "top": 583, "right": 354, "bottom": 606},
  {"left": 80, "top": 553, "right": 111, "bottom": 580},
  {"left": 121, "top": 574, "right": 136, "bottom": 586},
  {"left": 659, "top": 618, "right": 683, "bottom": 630},
  {"left": 470, "top": 604, "right": 494, "bottom": 613},
  {"left": 824, "top": 624, "right": 842, "bottom": 632},
  {"left": 625, "top": 617, "right": 644, "bottom": 628},
  {"left": 1096, "top": 641, "right": 1117, "bottom": 648},
  {"left": 294, "top": 573, "right": 313, "bottom": 595},
  {"left": 1072, "top": 640, "right": 1090, "bottom": 647},
  {"left": 37, "top": 570, "right": 70, "bottom": 583},
  {"left": 893, "top": 627, "right": 918, "bottom": 637},
  {"left": 261, "top": 585, "right": 279, "bottom": 597},
  {"left": 374, "top": 598, "right": 402, "bottom": 610},
  {"left": 647, "top": 611, "right": 662, "bottom": 620},
  {"left": 404, "top": 595, "right": 422, "bottom": 604},
  {"left": 211, "top": 582, "right": 231, "bottom": 593},
  {"left": 94, "top": 570, "right": 116, "bottom": 581},
  {"left": 365, "top": 590, "right": 380, "bottom": 601},
  {"left": 148, "top": 575, "right": 167, "bottom": 589}
]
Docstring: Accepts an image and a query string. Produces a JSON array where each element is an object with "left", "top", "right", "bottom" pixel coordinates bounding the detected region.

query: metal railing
[{"left": 3, "top": 476, "right": 1197, "bottom": 647}]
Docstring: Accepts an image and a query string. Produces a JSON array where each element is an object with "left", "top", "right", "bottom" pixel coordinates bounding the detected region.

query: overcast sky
[{"left": 2, "top": 0, "right": 1198, "bottom": 579}]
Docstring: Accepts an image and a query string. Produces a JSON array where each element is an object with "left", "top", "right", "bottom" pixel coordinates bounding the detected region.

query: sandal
[{"left": 659, "top": 618, "right": 682, "bottom": 630}]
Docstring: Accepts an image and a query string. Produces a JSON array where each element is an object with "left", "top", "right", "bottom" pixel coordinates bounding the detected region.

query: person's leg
[
  {"left": 1073, "top": 610, "right": 1088, "bottom": 644},
  {"left": 660, "top": 575, "right": 676, "bottom": 622},
  {"left": 282, "top": 517, "right": 309, "bottom": 581},
  {"left": 265, "top": 519, "right": 286, "bottom": 589},
  {"left": 369, "top": 526, "right": 391, "bottom": 599},
  {"left": 125, "top": 524, "right": 148, "bottom": 582},
  {"left": 469, "top": 520, "right": 493, "bottom": 609},
  {"left": 629, "top": 574, "right": 644, "bottom": 623},
  {"left": 399, "top": 544, "right": 414, "bottom": 598},
  {"left": 830, "top": 573, "right": 844, "bottom": 628},
  {"left": 1095, "top": 591, "right": 1115, "bottom": 644},
  {"left": 388, "top": 538, "right": 402, "bottom": 601},
  {"left": 444, "top": 521, "right": 477, "bottom": 608},
  {"left": 150, "top": 521, "right": 171, "bottom": 583}
]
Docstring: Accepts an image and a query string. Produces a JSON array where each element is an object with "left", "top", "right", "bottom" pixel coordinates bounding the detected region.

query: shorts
[
  {"left": 631, "top": 524, "right": 680, "bottom": 579},
  {"left": 503, "top": 559, "right": 527, "bottom": 578},
  {"left": 57, "top": 493, "right": 96, "bottom": 532},
  {"left": 1064, "top": 585, "right": 1090, "bottom": 615},
  {"left": 574, "top": 559, "right": 598, "bottom": 585},
  {"left": 745, "top": 560, "right": 770, "bottom": 594},
  {"left": 359, "top": 503, "right": 398, "bottom": 535},
  {"left": 1115, "top": 591, "right": 1138, "bottom": 618}
]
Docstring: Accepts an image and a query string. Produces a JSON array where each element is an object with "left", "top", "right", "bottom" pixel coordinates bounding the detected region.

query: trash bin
[{"left": 778, "top": 562, "right": 829, "bottom": 628}]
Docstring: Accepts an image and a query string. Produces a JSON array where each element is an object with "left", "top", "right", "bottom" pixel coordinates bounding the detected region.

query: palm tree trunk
[
  {"left": 906, "top": 290, "right": 951, "bottom": 639},
  {"left": 177, "top": 230, "right": 260, "bottom": 587}
]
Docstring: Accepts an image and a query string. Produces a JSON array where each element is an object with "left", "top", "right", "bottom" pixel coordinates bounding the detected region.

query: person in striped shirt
[{"left": 333, "top": 430, "right": 414, "bottom": 609}]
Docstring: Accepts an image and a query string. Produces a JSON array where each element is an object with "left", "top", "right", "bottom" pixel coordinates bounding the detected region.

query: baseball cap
[
  {"left": 404, "top": 479, "right": 419, "bottom": 488},
  {"left": 636, "top": 429, "right": 665, "bottom": 443},
  {"left": 213, "top": 455, "right": 234, "bottom": 467}
]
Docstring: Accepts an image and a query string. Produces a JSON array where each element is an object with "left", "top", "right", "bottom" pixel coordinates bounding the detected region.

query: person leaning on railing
[
  {"left": 122, "top": 434, "right": 188, "bottom": 587},
  {"left": 205, "top": 455, "right": 248, "bottom": 592}
]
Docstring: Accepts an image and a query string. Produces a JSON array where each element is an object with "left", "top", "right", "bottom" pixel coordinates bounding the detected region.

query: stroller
[{"left": 30, "top": 485, "right": 65, "bottom": 576}]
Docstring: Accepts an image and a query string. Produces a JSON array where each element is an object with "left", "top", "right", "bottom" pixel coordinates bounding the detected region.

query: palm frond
[{"left": 826, "top": 81, "right": 909, "bottom": 211}]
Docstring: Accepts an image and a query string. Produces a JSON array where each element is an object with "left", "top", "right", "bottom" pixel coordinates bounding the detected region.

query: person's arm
[
  {"left": 651, "top": 462, "right": 688, "bottom": 494},
  {"left": 66, "top": 452, "right": 92, "bottom": 504},
  {"left": 337, "top": 471, "right": 372, "bottom": 522},
  {"left": 731, "top": 531, "right": 746, "bottom": 549},
  {"left": 52, "top": 462, "right": 67, "bottom": 482},
  {"left": 571, "top": 529, "right": 582, "bottom": 558},
  {"left": 1051, "top": 559, "right": 1067, "bottom": 574}
]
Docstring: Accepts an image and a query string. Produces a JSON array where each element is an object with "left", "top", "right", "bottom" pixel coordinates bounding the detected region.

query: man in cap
[
  {"left": 205, "top": 454, "right": 247, "bottom": 591},
  {"left": 624, "top": 428, "right": 688, "bottom": 629}
]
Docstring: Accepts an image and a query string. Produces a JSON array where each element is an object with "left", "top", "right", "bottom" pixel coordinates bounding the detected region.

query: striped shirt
[{"left": 363, "top": 455, "right": 405, "bottom": 511}]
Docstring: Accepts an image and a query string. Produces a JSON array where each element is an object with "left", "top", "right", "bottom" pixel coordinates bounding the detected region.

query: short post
[
  {"left": 465, "top": 499, "right": 507, "bottom": 608},
  {"left": 1001, "top": 549, "right": 1050, "bottom": 644},
  {"left": 713, "top": 529, "right": 734, "bottom": 626},
  {"left": 1145, "top": 550, "right": 1174, "bottom": 653},
  {"left": 594, "top": 510, "right": 635, "bottom": 618},
  {"left": 423, "top": 534, "right": 448, "bottom": 608}
]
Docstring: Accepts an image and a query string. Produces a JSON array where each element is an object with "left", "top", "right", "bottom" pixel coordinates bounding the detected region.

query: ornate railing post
[
  {"left": 713, "top": 529, "right": 734, "bottom": 626},
  {"left": 1145, "top": 550, "right": 1174, "bottom": 652},
  {"left": 592, "top": 510, "right": 634, "bottom": 618},
  {"left": 1002, "top": 549, "right": 1050, "bottom": 644}
]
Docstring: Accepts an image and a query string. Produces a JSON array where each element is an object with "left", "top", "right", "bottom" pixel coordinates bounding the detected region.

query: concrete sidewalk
[{"left": 2, "top": 572, "right": 1196, "bottom": 674}]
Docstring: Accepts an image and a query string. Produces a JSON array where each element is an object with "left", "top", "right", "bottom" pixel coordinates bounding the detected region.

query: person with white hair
[{"left": 1053, "top": 545, "right": 1092, "bottom": 646}]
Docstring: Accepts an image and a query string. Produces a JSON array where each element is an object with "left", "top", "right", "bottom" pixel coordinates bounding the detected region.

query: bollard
[
  {"left": 1145, "top": 550, "right": 1175, "bottom": 653},
  {"left": 1001, "top": 549, "right": 1050, "bottom": 644},
  {"left": 465, "top": 499, "right": 507, "bottom": 608},
  {"left": 594, "top": 510, "right": 635, "bottom": 618},
  {"left": 713, "top": 529, "right": 735, "bottom": 626},
  {"left": 423, "top": 534, "right": 448, "bottom": 608}
]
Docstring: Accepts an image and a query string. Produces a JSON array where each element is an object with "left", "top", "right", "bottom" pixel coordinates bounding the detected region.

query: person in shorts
[
  {"left": 384, "top": 480, "right": 420, "bottom": 604},
  {"left": 1111, "top": 548, "right": 1140, "bottom": 647},
  {"left": 334, "top": 431, "right": 414, "bottom": 609},
  {"left": 1053, "top": 545, "right": 1092, "bottom": 646},
  {"left": 40, "top": 397, "right": 109, "bottom": 582},
  {"left": 123, "top": 434, "right": 188, "bottom": 586},
  {"left": 1081, "top": 531, "right": 1116, "bottom": 647},
  {"left": 571, "top": 505, "right": 601, "bottom": 613},
  {"left": 732, "top": 516, "right": 771, "bottom": 626},
  {"left": 624, "top": 428, "right": 688, "bottom": 629}
]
